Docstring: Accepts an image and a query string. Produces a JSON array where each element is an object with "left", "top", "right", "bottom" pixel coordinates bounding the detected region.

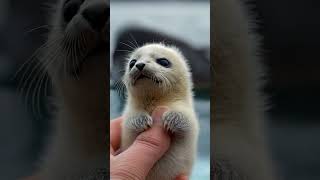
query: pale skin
[{"left": 23, "top": 107, "right": 188, "bottom": 180}]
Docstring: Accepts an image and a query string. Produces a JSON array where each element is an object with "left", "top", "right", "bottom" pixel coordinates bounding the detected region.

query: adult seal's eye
[
  {"left": 156, "top": 58, "right": 171, "bottom": 68},
  {"left": 129, "top": 59, "right": 137, "bottom": 69}
]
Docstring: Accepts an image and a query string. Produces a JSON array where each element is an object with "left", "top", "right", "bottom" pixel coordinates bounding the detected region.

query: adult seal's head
[
  {"left": 44, "top": 0, "right": 109, "bottom": 79},
  {"left": 27, "top": 0, "right": 110, "bottom": 179}
]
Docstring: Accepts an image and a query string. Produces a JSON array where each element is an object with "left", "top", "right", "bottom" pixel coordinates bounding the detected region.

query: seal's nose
[
  {"left": 135, "top": 63, "right": 145, "bottom": 71},
  {"left": 63, "top": 0, "right": 82, "bottom": 23},
  {"left": 82, "top": 4, "right": 108, "bottom": 31}
]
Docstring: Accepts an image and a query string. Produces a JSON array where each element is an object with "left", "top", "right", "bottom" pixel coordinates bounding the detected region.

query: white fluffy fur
[
  {"left": 213, "top": 0, "right": 277, "bottom": 179},
  {"left": 121, "top": 43, "right": 199, "bottom": 180}
]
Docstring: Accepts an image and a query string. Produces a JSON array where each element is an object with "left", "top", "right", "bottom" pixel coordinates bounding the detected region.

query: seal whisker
[
  {"left": 129, "top": 33, "right": 139, "bottom": 49},
  {"left": 26, "top": 46, "right": 60, "bottom": 118},
  {"left": 14, "top": 37, "right": 61, "bottom": 83},
  {"left": 115, "top": 49, "right": 133, "bottom": 53},
  {"left": 24, "top": 24, "right": 60, "bottom": 35},
  {"left": 127, "top": 40, "right": 138, "bottom": 50},
  {"left": 18, "top": 37, "right": 61, "bottom": 98},
  {"left": 119, "top": 41, "right": 136, "bottom": 50}
]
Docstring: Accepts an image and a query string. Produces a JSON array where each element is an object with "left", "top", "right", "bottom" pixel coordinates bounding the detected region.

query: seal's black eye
[
  {"left": 129, "top": 59, "right": 137, "bottom": 69},
  {"left": 156, "top": 58, "right": 171, "bottom": 68}
]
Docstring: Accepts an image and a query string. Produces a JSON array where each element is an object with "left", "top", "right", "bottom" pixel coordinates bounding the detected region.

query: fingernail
[
  {"left": 151, "top": 106, "right": 168, "bottom": 126},
  {"left": 175, "top": 175, "right": 188, "bottom": 180}
]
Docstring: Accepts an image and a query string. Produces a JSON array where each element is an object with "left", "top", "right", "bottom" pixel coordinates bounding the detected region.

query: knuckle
[
  {"left": 111, "top": 166, "right": 142, "bottom": 180},
  {"left": 136, "top": 133, "right": 163, "bottom": 151}
]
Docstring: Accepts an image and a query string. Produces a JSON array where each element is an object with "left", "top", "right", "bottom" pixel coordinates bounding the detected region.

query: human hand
[{"left": 110, "top": 107, "right": 188, "bottom": 180}]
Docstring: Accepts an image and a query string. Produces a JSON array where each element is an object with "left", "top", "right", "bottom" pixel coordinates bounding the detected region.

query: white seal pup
[
  {"left": 213, "top": 0, "right": 277, "bottom": 179},
  {"left": 28, "top": 0, "right": 109, "bottom": 179},
  {"left": 121, "top": 43, "right": 199, "bottom": 180}
]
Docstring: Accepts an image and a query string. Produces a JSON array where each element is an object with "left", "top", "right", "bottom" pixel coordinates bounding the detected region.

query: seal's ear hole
[{"left": 156, "top": 58, "right": 171, "bottom": 68}]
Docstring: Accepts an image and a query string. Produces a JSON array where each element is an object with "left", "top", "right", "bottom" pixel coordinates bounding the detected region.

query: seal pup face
[
  {"left": 123, "top": 43, "right": 192, "bottom": 96},
  {"left": 44, "top": 0, "right": 109, "bottom": 79}
]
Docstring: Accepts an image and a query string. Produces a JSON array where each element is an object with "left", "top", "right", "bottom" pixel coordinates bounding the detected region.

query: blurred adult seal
[
  {"left": 213, "top": 0, "right": 277, "bottom": 179},
  {"left": 26, "top": 0, "right": 109, "bottom": 179},
  {"left": 120, "top": 43, "right": 199, "bottom": 180}
]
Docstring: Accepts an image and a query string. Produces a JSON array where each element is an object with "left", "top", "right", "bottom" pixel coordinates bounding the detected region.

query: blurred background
[
  {"left": 0, "top": 0, "right": 319, "bottom": 179},
  {"left": 0, "top": 0, "right": 55, "bottom": 179},
  {"left": 110, "top": 0, "right": 210, "bottom": 179},
  {"left": 252, "top": 1, "right": 320, "bottom": 179}
]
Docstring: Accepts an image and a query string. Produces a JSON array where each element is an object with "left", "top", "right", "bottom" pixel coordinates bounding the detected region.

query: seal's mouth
[
  {"left": 132, "top": 73, "right": 161, "bottom": 85},
  {"left": 133, "top": 74, "right": 151, "bottom": 85},
  {"left": 137, "top": 74, "right": 149, "bottom": 81}
]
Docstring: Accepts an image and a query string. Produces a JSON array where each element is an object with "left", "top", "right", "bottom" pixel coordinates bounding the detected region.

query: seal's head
[
  {"left": 123, "top": 43, "right": 192, "bottom": 97},
  {"left": 45, "top": 0, "right": 109, "bottom": 78}
]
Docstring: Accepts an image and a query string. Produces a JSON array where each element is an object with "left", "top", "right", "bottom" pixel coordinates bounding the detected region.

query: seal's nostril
[
  {"left": 135, "top": 63, "right": 145, "bottom": 71},
  {"left": 82, "top": 4, "right": 108, "bottom": 31},
  {"left": 63, "top": 0, "right": 82, "bottom": 23}
]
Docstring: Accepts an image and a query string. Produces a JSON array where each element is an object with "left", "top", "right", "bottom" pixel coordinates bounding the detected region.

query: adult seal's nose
[
  {"left": 135, "top": 63, "right": 145, "bottom": 71},
  {"left": 82, "top": 4, "right": 108, "bottom": 31}
]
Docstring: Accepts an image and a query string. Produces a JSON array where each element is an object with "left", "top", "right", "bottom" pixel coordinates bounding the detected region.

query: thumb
[
  {"left": 175, "top": 175, "right": 189, "bottom": 180},
  {"left": 118, "top": 107, "right": 170, "bottom": 179}
]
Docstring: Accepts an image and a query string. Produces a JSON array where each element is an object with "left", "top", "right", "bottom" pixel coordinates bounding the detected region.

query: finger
[
  {"left": 151, "top": 106, "right": 168, "bottom": 124},
  {"left": 116, "top": 107, "right": 170, "bottom": 179},
  {"left": 110, "top": 116, "right": 123, "bottom": 155},
  {"left": 175, "top": 175, "right": 189, "bottom": 180}
]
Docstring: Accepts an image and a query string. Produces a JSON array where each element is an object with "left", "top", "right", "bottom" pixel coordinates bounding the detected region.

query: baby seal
[{"left": 121, "top": 43, "right": 199, "bottom": 180}]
